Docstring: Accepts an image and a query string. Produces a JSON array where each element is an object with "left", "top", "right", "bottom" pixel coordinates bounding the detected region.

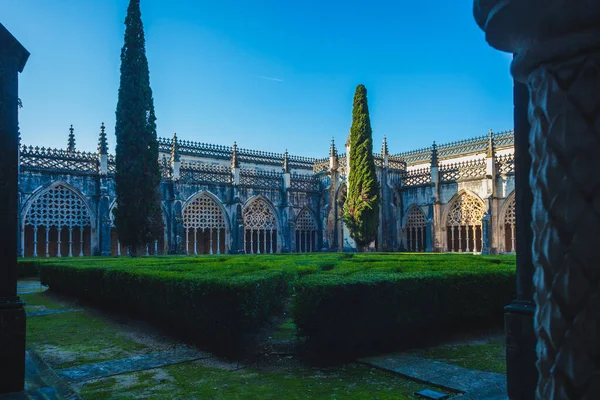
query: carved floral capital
[{"left": 474, "top": 0, "right": 600, "bottom": 81}]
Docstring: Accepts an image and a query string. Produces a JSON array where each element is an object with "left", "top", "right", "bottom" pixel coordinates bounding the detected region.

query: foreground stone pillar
[
  {"left": 504, "top": 79, "right": 537, "bottom": 399},
  {"left": 475, "top": 2, "right": 600, "bottom": 398},
  {"left": 0, "top": 23, "right": 29, "bottom": 394}
]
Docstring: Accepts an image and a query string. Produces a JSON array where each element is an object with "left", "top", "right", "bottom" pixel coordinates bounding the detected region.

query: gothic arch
[
  {"left": 242, "top": 195, "right": 281, "bottom": 254},
  {"left": 21, "top": 181, "right": 95, "bottom": 257},
  {"left": 499, "top": 191, "right": 516, "bottom": 253},
  {"left": 402, "top": 204, "right": 427, "bottom": 252},
  {"left": 442, "top": 190, "right": 486, "bottom": 253},
  {"left": 295, "top": 207, "right": 319, "bottom": 252},
  {"left": 181, "top": 191, "right": 231, "bottom": 254}
]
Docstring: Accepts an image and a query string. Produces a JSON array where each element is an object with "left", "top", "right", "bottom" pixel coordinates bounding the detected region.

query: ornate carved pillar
[
  {"left": 475, "top": 2, "right": 600, "bottom": 398},
  {"left": 0, "top": 23, "right": 29, "bottom": 394}
]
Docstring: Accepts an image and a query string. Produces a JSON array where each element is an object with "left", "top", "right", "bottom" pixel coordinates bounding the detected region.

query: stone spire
[
  {"left": 171, "top": 133, "right": 180, "bottom": 180},
  {"left": 98, "top": 122, "right": 108, "bottom": 175},
  {"left": 486, "top": 129, "right": 495, "bottom": 158},
  {"left": 283, "top": 149, "right": 290, "bottom": 173},
  {"left": 381, "top": 135, "right": 388, "bottom": 156},
  {"left": 231, "top": 141, "right": 239, "bottom": 169},
  {"left": 98, "top": 122, "right": 108, "bottom": 154},
  {"left": 330, "top": 137, "right": 337, "bottom": 158},
  {"left": 171, "top": 132, "right": 180, "bottom": 162},
  {"left": 67, "top": 125, "right": 75, "bottom": 152},
  {"left": 431, "top": 141, "right": 439, "bottom": 168}
]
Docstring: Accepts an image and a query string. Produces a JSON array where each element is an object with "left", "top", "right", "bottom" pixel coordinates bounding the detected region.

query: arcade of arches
[{"left": 21, "top": 185, "right": 516, "bottom": 256}]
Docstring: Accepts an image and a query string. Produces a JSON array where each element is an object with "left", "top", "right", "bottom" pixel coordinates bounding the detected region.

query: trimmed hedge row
[
  {"left": 18, "top": 259, "right": 41, "bottom": 278},
  {"left": 293, "top": 263, "right": 516, "bottom": 361},
  {"left": 38, "top": 261, "right": 292, "bottom": 357},
  {"left": 24, "top": 254, "right": 516, "bottom": 361}
]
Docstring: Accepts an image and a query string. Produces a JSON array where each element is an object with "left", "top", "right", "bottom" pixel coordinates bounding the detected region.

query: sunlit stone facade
[{"left": 18, "top": 126, "right": 515, "bottom": 256}]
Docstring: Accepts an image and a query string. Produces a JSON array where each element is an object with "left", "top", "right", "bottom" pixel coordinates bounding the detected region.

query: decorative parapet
[
  {"left": 239, "top": 168, "right": 283, "bottom": 190},
  {"left": 401, "top": 167, "right": 432, "bottom": 187},
  {"left": 20, "top": 145, "right": 99, "bottom": 175},
  {"left": 179, "top": 161, "right": 231, "bottom": 184},
  {"left": 439, "top": 158, "right": 487, "bottom": 183},
  {"left": 388, "top": 155, "right": 407, "bottom": 171},
  {"left": 157, "top": 137, "right": 315, "bottom": 170},
  {"left": 395, "top": 130, "right": 514, "bottom": 166},
  {"left": 290, "top": 173, "right": 321, "bottom": 193},
  {"left": 496, "top": 153, "right": 515, "bottom": 175},
  {"left": 313, "top": 158, "right": 329, "bottom": 173}
]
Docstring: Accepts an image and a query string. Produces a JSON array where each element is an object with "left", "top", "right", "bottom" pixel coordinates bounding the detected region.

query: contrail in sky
[{"left": 256, "top": 76, "right": 284, "bottom": 82}]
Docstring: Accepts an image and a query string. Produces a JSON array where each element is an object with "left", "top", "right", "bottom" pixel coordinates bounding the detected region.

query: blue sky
[{"left": 1, "top": 0, "right": 513, "bottom": 158}]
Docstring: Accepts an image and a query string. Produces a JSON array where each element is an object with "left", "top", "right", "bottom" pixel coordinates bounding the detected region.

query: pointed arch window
[
  {"left": 445, "top": 193, "right": 485, "bottom": 253},
  {"left": 295, "top": 208, "right": 318, "bottom": 253},
  {"left": 23, "top": 184, "right": 92, "bottom": 257},
  {"left": 182, "top": 193, "right": 227, "bottom": 255},
  {"left": 243, "top": 198, "right": 278, "bottom": 254},
  {"left": 404, "top": 206, "right": 427, "bottom": 252},
  {"left": 502, "top": 196, "right": 516, "bottom": 253}
]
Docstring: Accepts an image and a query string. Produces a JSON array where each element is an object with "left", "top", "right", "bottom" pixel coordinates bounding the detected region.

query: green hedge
[
  {"left": 39, "top": 261, "right": 292, "bottom": 357},
  {"left": 18, "top": 259, "right": 42, "bottom": 278},
  {"left": 26, "top": 253, "right": 516, "bottom": 361},
  {"left": 293, "top": 259, "right": 516, "bottom": 361}
]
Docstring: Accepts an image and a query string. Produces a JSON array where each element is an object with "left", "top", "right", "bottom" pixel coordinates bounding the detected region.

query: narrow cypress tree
[
  {"left": 343, "top": 84, "right": 380, "bottom": 251},
  {"left": 114, "top": 0, "right": 163, "bottom": 256}
]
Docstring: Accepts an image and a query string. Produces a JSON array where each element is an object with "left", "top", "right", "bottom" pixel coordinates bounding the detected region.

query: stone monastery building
[{"left": 19, "top": 125, "right": 515, "bottom": 257}]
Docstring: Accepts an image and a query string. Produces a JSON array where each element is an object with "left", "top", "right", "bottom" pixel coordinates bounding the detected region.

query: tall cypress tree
[
  {"left": 343, "top": 84, "right": 380, "bottom": 251},
  {"left": 114, "top": 0, "right": 162, "bottom": 256}
]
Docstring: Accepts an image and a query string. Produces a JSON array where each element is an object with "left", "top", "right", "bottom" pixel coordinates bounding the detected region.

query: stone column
[
  {"left": 475, "top": 2, "right": 600, "bottom": 398},
  {"left": 503, "top": 78, "right": 537, "bottom": 400},
  {"left": 0, "top": 23, "right": 29, "bottom": 394}
]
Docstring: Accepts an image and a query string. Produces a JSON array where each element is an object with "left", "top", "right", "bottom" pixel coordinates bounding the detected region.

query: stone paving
[
  {"left": 26, "top": 308, "right": 83, "bottom": 318},
  {"left": 56, "top": 348, "right": 211, "bottom": 384},
  {"left": 0, "top": 350, "right": 81, "bottom": 400},
  {"left": 16, "top": 281, "right": 48, "bottom": 296},
  {"left": 359, "top": 353, "right": 507, "bottom": 400}
]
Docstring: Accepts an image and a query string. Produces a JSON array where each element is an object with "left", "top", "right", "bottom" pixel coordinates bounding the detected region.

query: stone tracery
[
  {"left": 445, "top": 192, "right": 485, "bottom": 252},
  {"left": 404, "top": 206, "right": 427, "bottom": 252},
  {"left": 243, "top": 197, "right": 278, "bottom": 254},
  {"left": 182, "top": 193, "right": 227, "bottom": 254},
  {"left": 23, "top": 184, "right": 92, "bottom": 257},
  {"left": 501, "top": 194, "right": 516, "bottom": 253},
  {"left": 295, "top": 208, "right": 318, "bottom": 252}
]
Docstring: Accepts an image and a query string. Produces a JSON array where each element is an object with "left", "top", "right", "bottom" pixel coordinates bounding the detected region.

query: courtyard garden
[{"left": 20, "top": 253, "right": 515, "bottom": 361}]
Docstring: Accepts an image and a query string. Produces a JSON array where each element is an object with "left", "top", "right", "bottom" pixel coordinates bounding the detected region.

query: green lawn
[
  {"left": 25, "top": 293, "right": 151, "bottom": 369},
  {"left": 79, "top": 361, "right": 443, "bottom": 400},
  {"left": 411, "top": 336, "right": 506, "bottom": 374}
]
